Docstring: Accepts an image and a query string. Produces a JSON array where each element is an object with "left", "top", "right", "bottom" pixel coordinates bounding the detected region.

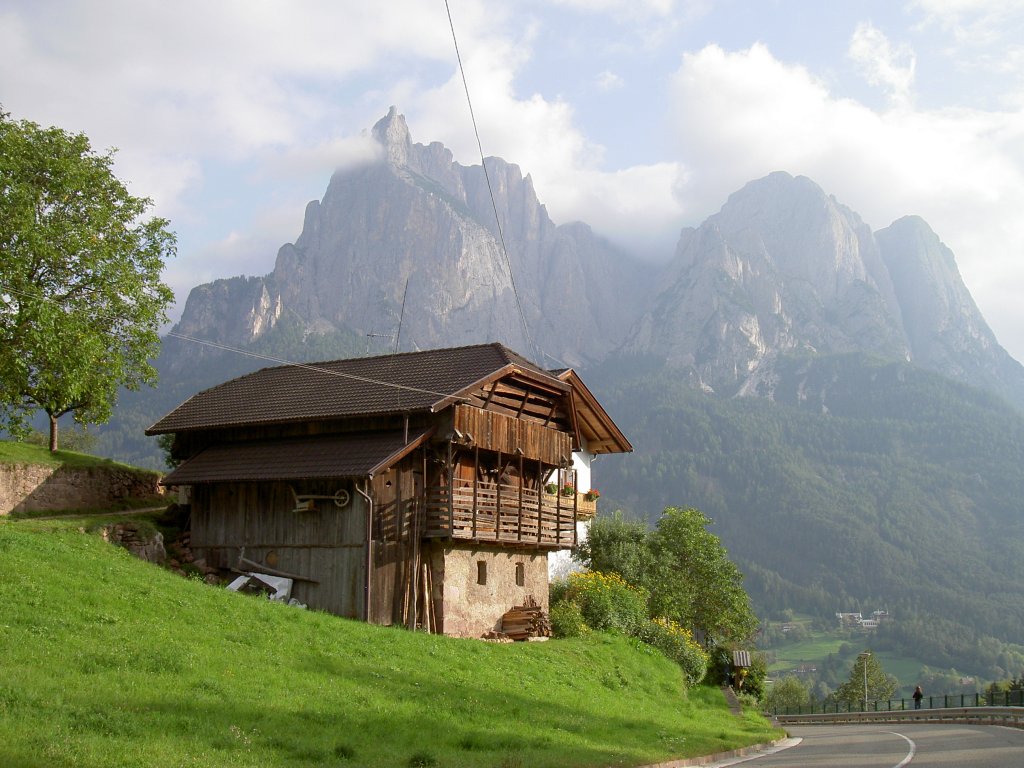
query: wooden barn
[{"left": 147, "top": 343, "right": 631, "bottom": 637}]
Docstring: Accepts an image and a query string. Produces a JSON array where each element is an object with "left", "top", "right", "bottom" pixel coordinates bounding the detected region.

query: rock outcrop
[
  {"left": 623, "top": 172, "right": 1024, "bottom": 405},
  {"left": 167, "top": 107, "right": 652, "bottom": 370},
  {"left": 159, "top": 116, "right": 1024, "bottom": 411}
]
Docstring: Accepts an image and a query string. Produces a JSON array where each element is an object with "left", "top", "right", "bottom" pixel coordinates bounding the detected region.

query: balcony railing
[{"left": 425, "top": 480, "right": 577, "bottom": 549}]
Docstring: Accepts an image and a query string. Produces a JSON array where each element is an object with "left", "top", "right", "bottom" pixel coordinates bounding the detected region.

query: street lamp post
[{"left": 859, "top": 652, "right": 871, "bottom": 711}]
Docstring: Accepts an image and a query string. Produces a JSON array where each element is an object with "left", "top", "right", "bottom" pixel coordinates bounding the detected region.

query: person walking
[{"left": 913, "top": 685, "right": 924, "bottom": 710}]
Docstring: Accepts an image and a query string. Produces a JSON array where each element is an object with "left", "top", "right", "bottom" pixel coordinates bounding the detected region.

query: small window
[
  {"left": 515, "top": 562, "right": 525, "bottom": 587},
  {"left": 477, "top": 561, "right": 487, "bottom": 585}
]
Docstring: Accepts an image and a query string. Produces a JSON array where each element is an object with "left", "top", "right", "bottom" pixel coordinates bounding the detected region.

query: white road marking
[{"left": 886, "top": 731, "right": 917, "bottom": 767}]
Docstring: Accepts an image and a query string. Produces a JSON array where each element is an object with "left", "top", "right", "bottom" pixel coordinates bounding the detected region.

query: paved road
[{"left": 712, "top": 724, "right": 1024, "bottom": 767}]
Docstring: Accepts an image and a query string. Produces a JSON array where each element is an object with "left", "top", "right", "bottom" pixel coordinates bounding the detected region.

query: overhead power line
[
  {"left": 165, "top": 331, "right": 472, "bottom": 402},
  {"left": 444, "top": 0, "right": 539, "bottom": 366}
]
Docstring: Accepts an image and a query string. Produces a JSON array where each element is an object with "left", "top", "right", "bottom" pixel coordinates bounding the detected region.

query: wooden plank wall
[
  {"left": 369, "top": 460, "right": 428, "bottom": 628},
  {"left": 190, "top": 479, "right": 367, "bottom": 618},
  {"left": 453, "top": 405, "right": 570, "bottom": 466}
]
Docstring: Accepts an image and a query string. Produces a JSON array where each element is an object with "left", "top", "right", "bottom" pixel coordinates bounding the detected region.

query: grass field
[
  {"left": 0, "top": 515, "right": 780, "bottom": 767},
  {"left": 0, "top": 440, "right": 147, "bottom": 470},
  {"left": 766, "top": 619, "right": 925, "bottom": 696}
]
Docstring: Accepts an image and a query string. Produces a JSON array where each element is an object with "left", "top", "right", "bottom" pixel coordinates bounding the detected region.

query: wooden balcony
[
  {"left": 571, "top": 492, "right": 597, "bottom": 520},
  {"left": 425, "top": 480, "right": 578, "bottom": 549}
]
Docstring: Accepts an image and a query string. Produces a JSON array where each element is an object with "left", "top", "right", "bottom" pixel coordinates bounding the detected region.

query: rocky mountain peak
[
  {"left": 875, "top": 215, "right": 1024, "bottom": 404},
  {"left": 624, "top": 171, "right": 910, "bottom": 396},
  {"left": 166, "top": 108, "right": 652, "bottom": 370},
  {"left": 372, "top": 106, "right": 412, "bottom": 167},
  {"left": 162, "top": 110, "right": 1024, "bottom": 410}
]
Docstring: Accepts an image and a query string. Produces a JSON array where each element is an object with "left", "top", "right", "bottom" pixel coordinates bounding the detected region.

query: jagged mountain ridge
[
  {"left": 166, "top": 109, "right": 1024, "bottom": 411},
  {"left": 168, "top": 107, "right": 653, "bottom": 371},
  {"left": 624, "top": 171, "right": 1024, "bottom": 407}
]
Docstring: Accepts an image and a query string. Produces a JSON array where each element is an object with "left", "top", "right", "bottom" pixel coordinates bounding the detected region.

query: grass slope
[
  {"left": 0, "top": 440, "right": 148, "bottom": 471},
  {"left": 0, "top": 517, "right": 778, "bottom": 768}
]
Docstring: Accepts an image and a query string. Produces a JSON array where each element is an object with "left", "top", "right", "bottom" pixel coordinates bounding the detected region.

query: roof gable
[
  {"left": 557, "top": 369, "right": 632, "bottom": 454},
  {"left": 147, "top": 343, "right": 563, "bottom": 435}
]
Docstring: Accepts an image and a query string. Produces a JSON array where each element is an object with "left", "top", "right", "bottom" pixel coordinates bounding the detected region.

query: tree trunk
[{"left": 49, "top": 413, "right": 58, "bottom": 453}]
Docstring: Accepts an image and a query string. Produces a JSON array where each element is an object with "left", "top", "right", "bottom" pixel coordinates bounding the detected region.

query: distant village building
[
  {"left": 836, "top": 610, "right": 891, "bottom": 631},
  {"left": 147, "top": 343, "right": 631, "bottom": 638}
]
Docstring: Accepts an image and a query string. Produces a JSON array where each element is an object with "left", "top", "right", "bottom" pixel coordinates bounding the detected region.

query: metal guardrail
[
  {"left": 773, "top": 689, "right": 1024, "bottom": 716},
  {"left": 775, "top": 706, "right": 1024, "bottom": 728}
]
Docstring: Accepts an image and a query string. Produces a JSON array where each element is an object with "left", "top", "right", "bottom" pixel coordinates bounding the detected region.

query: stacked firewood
[{"left": 500, "top": 596, "right": 552, "bottom": 640}]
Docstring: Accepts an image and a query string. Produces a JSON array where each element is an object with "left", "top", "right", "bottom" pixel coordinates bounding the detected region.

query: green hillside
[
  {"left": 0, "top": 516, "right": 778, "bottom": 768},
  {"left": 590, "top": 354, "right": 1024, "bottom": 680}
]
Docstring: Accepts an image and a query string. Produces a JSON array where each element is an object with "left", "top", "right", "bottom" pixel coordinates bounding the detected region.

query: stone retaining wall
[{"left": 0, "top": 462, "right": 163, "bottom": 515}]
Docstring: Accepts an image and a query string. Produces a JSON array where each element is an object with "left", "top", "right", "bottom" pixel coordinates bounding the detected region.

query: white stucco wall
[{"left": 547, "top": 445, "right": 594, "bottom": 580}]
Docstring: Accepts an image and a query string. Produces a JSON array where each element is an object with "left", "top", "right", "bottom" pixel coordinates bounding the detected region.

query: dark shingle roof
[
  {"left": 161, "top": 429, "right": 433, "bottom": 485},
  {"left": 147, "top": 343, "right": 558, "bottom": 434}
]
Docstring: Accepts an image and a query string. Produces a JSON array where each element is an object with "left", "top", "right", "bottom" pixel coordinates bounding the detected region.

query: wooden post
[
  {"left": 472, "top": 446, "right": 479, "bottom": 540},
  {"left": 571, "top": 467, "right": 578, "bottom": 547},
  {"left": 517, "top": 453, "right": 524, "bottom": 542},
  {"left": 447, "top": 441, "right": 454, "bottom": 537},
  {"left": 496, "top": 449, "right": 502, "bottom": 542},
  {"left": 555, "top": 469, "right": 562, "bottom": 548},
  {"left": 537, "top": 459, "right": 543, "bottom": 545}
]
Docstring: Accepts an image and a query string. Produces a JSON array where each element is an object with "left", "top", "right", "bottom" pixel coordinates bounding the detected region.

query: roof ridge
[{"left": 287, "top": 341, "right": 508, "bottom": 370}]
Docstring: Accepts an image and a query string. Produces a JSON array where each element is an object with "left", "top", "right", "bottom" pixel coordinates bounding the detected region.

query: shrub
[
  {"left": 560, "top": 571, "right": 648, "bottom": 636},
  {"left": 549, "top": 600, "right": 589, "bottom": 638},
  {"left": 549, "top": 577, "right": 570, "bottom": 606},
  {"left": 639, "top": 617, "right": 709, "bottom": 685},
  {"left": 763, "top": 675, "right": 810, "bottom": 714}
]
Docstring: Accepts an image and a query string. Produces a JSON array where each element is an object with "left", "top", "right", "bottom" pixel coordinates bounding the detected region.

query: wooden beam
[{"left": 483, "top": 381, "right": 498, "bottom": 409}]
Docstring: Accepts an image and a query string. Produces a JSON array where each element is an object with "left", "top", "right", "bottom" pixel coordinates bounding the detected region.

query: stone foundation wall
[
  {"left": 0, "top": 463, "right": 163, "bottom": 515},
  {"left": 433, "top": 544, "right": 550, "bottom": 638}
]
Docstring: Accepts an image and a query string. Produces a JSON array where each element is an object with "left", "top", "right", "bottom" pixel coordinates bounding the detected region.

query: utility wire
[
  {"left": 166, "top": 331, "right": 472, "bottom": 402},
  {"left": 444, "top": 0, "right": 539, "bottom": 366},
  {"left": 2, "top": 284, "right": 472, "bottom": 402}
]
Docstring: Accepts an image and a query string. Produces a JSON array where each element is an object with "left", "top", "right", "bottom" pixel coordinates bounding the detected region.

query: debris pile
[
  {"left": 500, "top": 596, "right": 552, "bottom": 640},
  {"left": 480, "top": 630, "right": 513, "bottom": 643},
  {"left": 166, "top": 530, "right": 220, "bottom": 584}
]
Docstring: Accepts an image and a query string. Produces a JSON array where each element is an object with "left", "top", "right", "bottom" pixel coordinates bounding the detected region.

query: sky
[{"left": 3, "top": 1, "right": 1024, "bottom": 359}]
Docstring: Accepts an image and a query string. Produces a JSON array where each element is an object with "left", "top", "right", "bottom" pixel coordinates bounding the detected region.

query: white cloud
[
  {"left": 0, "top": 0, "right": 468, "bottom": 208},
  {"left": 547, "top": 0, "right": 679, "bottom": 18},
  {"left": 401, "top": 26, "right": 685, "bottom": 255},
  {"left": 258, "top": 134, "right": 383, "bottom": 180},
  {"left": 596, "top": 70, "right": 625, "bottom": 90},
  {"left": 666, "top": 42, "right": 1024, "bottom": 358},
  {"left": 848, "top": 22, "right": 916, "bottom": 106},
  {"left": 910, "top": 0, "right": 1024, "bottom": 45},
  {"left": 909, "top": 0, "right": 1024, "bottom": 91}
]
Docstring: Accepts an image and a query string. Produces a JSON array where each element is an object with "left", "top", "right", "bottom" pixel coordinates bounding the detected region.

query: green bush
[
  {"left": 560, "top": 571, "right": 649, "bottom": 636},
  {"left": 549, "top": 599, "right": 589, "bottom": 638},
  {"left": 639, "top": 617, "right": 709, "bottom": 686}
]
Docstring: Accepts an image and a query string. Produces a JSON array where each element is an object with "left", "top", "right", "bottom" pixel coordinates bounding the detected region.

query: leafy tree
[
  {"left": 764, "top": 675, "right": 811, "bottom": 714},
  {"left": 0, "top": 111, "right": 175, "bottom": 450},
  {"left": 647, "top": 507, "right": 759, "bottom": 644},
  {"left": 578, "top": 506, "right": 758, "bottom": 646},
  {"left": 832, "top": 651, "right": 898, "bottom": 708},
  {"left": 574, "top": 510, "right": 654, "bottom": 587}
]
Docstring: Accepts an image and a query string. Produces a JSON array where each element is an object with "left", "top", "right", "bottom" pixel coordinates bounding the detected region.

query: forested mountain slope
[{"left": 589, "top": 353, "right": 1024, "bottom": 678}]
